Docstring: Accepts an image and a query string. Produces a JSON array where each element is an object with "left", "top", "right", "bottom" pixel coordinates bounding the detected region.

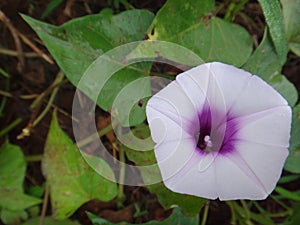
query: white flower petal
[
  {"left": 236, "top": 106, "right": 291, "bottom": 147},
  {"left": 155, "top": 138, "right": 196, "bottom": 181},
  {"left": 177, "top": 63, "right": 228, "bottom": 150},
  {"left": 215, "top": 154, "right": 268, "bottom": 200},
  {"left": 198, "top": 151, "right": 217, "bottom": 172},
  {"left": 147, "top": 81, "right": 199, "bottom": 128},
  {"left": 229, "top": 141, "right": 288, "bottom": 196},
  {"left": 230, "top": 75, "right": 288, "bottom": 117},
  {"left": 176, "top": 65, "right": 210, "bottom": 111},
  {"left": 146, "top": 62, "right": 292, "bottom": 200},
  {"left": 164, "top": 151, "right": 218, "bottom": 199},
  {"left": 209, "top": 62, "right": 252, "bottom": 110},
  {"left": 146, "top": 105, "right": 191, "bottom": 144}
]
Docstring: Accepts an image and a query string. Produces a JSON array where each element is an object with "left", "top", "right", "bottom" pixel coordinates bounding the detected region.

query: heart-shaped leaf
[
  {"left": 43, "top": 112, "right": 117, "bottom": 219},
  {"left": 22, "top": 10, "right": 154, "bottom": 126},
  {"left": 149, "top": 0, "right": 252, "bottom": 66},
  {"left": 243, "top": 29, "right": 298, "bottom": 106}
]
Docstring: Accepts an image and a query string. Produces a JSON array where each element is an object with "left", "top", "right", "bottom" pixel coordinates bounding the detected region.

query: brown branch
[
  {"left": 0, "top": 10, "right": 54, "bottom": 66},
  {"left": 39, "top": 184, "right": 49, "bottom": 225},
  {"left": 17, "top": 31, "right": 54, "bottom": 64},
  {"left": 0, "top": 10, "right": 25, "bottom": 72},
  {"left": 0, "top": 47, "right": 40, "bottom": 58}
]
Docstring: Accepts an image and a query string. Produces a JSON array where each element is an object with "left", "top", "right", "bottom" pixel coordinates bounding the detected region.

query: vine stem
[
  {"left": 0, "top": 118, "right": 22, "bottom": 138},
  {"left": 17, "top": 71, "right": 64, "bottom": 139},
  {"left": 116, "top": 125, "right": 126, "bottom": 208},
  {"left": 77, "top": 123, "right": 113, "bottom": 148},
  {"left": 117, "top": 142, "right": 126, "bottom": 208},
  {"left": 25, "top": 154, "right": 43, "bottom": 162},
  {"left": 201, "top": 202, "right": 210, "bottom": 225},
  {"left": 39, "top": 184, "right": 49, "bottom": 225}
]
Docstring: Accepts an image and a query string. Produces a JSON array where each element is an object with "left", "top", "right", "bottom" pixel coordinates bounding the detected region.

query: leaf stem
[
  {"left": 227, "top": 201, "right": 237, "bottom": 225},
  {"left": 117, "top": 143, "right": 126, "bottom": 208},
  {"left": 116, "top": 124, "right": 126, "bottom": 208},
  {"left": 39, "top": 184, "right": 49, "bottom": 225},
  {"left": 240, "top": 200, "right": 253, "bottom": 225},
  {"left": 0, "top": 118, "right": 22, "bottom": 138},
  {"left": 17, "top": 71, "right": 64, "bottom": 139},
  {"left": 76, "top": 123, "right": 113, "bottom": 148},
  {"left": 25, "top": 154, "right": 43, "bottom": 162},
  {"left": 32, "top": 79, "right": 60, "bottom": 128},
  {"left": 0, "top": 67, "right": 9, "bottom": 78},
  {"left": 0, "top": 77, "right": 10, "bottom": 117},
  {"left": 0, "top": 89, "right": 12, "bottom": 98},
  {"left": 30, "top": 71, "right": 65, "bottom": 110}
]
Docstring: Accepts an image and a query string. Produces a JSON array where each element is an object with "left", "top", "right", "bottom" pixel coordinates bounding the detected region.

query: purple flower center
[
  {"left": 195, "top": 103, "right": 238, "bottom": 155},
  {"left": 196, "top": 104, "right": 212, "bottom": 152}
]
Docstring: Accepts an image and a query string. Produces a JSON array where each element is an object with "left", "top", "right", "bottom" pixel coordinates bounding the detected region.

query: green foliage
[
  {"left": 281, "top": 0, "right": 300, "bottom": 57},
  {"left": 275, "top": 186, "right": 300, "bottom": 201},
  {"left": 87, "top": 207, "right": 198, "bottom": 225},
  {"left": 18, "top": 0, "right": 300, "bottom": 223},
  {"left": 0, "top": 141, "right": 41, "bottom": 224},
  {"left": 243, "top": 29, "right": 298, "bottom": 107},
  {"left": 0, "top": 210, "right": 28, "bottom": 225},
  {"left": 149, "top": 0, "right": 252, "bottom": 66},
  {"left": 41, "top": 0, "right": 64, "bottom": 19},
  {"left": 21, "top": 217, "right": 79, "bottom": 225},
  {"left": 285, "top": 104, "right": 300, "bottom": 173},
  {"left": 42, "top": 112, "right": 117, "bottom": 220},
  {"left": 257, "top": 0, "right": 288, "bottom": 63},
  {"left": 22, "top": 10, "right": 154, "bottom": 126},
  {"left": 284, "top": 203, "right": 300, "bottom": 225}
]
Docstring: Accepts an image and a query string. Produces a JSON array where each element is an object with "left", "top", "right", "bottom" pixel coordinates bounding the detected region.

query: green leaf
[
  {"left": 243, "top": 29, "right": 281, "bottom": 80},
  {"left": 149, "top": 0, "right": 253, "bottom": 66},
  {"left": 257, "top": 0, "right": 288, "bottom": 63},
  {"left": 123, "top": 125, "right": 207, "bottom": 216},
  {"left": 243, "top": 29, "right": 298, "bottom": 106},
  {"left": 21, "top": 217, "right": 79, "bottom": 225},
  {"left": 22, "top": 10, "right": 154, "bottom": 126},
  {"left": 88, "top": 207, "right": 198, "bottom": 225},
  {"left": 275, "top": 186, "right": 300, "bottom": 201},
  {"left": 285, "top": 104, "right": 300, "bottom": 173},
  {"left": 41, "top": 0, "right": 64, "bottom": 19},
  {"left": 0, "top": 141, "right": 41, "bottom": 212},
  {"left": 278, "top": 174, "right": 300, "bottom": 184},
  {"left": 27, "top": 185, "right": 45, "bottom": 199},
  {"left": 43, "top": 112, "right": 117, "bottom": 220},
  {"left": 0, "top": 209, "right": 28, "bottom": 225},
  {"left": 284, "top": 203, "right": 300, "bottom": 225},
  {"left": 281, "top": 0, "right": 300, "bottom": 57},
  {"left": 269, "top": 74, "right": 298, "bottom": 107}
]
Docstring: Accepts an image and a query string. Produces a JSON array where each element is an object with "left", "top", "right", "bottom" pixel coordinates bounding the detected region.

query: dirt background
[{"left": 0, "top": 0, "right": 299, "bottom": 224}]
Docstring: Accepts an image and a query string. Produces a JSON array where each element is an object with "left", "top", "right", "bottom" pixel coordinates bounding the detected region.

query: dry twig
[
  {"left": 0, "top": 10, "right": 54, "bottom": 66},
  {"left": 0, "top": 10, "right": 25, "bottom": 72}
]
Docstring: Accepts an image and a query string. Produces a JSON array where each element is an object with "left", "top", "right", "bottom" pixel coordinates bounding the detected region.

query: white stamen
[{"left": 204, "top": 135, "right": 213, "bottom": 148}]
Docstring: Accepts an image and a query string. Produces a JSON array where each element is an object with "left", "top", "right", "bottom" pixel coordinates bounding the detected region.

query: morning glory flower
[{"left": 146, "top": 62, "right": 291, "bottom": 200}]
